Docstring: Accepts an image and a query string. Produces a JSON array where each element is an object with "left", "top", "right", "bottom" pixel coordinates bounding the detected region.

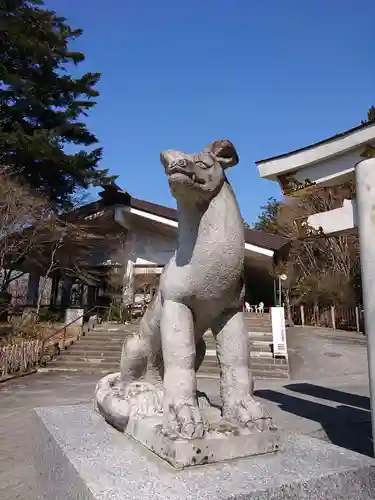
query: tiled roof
[{"left": 69, "top": 184, "right": 289, "bottom": 253}]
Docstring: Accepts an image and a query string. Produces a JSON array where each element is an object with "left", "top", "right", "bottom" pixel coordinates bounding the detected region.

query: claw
[
  {"left": 163, "top": 400, "right": 205, "bottom": 439},
  {"left": 225, "top": 395, "right": 274, "bottom": 432}
]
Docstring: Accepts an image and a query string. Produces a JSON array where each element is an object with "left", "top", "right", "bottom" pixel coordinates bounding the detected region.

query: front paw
[
  {"left": 224, "top": 395, "right": 273, "bottom": 432},
  {"left": 163, "top": 396, "right": 205, "bottom": 439}
]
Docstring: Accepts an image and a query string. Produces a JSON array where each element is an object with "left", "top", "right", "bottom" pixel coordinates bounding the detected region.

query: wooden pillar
[
  {"left": 50, "top": 274, "right": 60, "bottom": 307},
  {"left": 26, "top": 271, "right": 40, "bottom": 306},
  {"left": 60, "top": 278, "right": 73, "bottom": 310},
  {"left": 87, "top": 286, "right": 96, "bottom": 308}
]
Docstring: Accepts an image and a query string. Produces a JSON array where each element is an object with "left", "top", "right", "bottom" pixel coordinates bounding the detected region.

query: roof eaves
[{"left": 256, "top": 121, "right": 374, "bottom": 165}]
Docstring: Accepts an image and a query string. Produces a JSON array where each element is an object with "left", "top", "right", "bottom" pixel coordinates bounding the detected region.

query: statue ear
[{"left": 203, "top": 140, "right": 239, "bottom": 168}]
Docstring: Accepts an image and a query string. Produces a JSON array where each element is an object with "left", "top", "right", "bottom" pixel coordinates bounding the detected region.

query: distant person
[{"left": 245, "top": 301, "right": 251, "bottom": 312}]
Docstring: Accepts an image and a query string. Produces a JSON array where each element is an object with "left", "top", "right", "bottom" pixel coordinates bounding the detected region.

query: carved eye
[
  {"left": 177, "top": 158, "right": 187, "bottom": 167},
  {"left": 195, "top": 161, "right": 210, "bottom": 170}
]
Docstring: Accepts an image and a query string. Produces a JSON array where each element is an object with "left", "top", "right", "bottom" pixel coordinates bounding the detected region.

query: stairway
[
  {"left": 45, "top": 313, "right": 289, "bottom": 379},
  {"left": 45, "top": 324, "right": 130, "bottom": 374}
]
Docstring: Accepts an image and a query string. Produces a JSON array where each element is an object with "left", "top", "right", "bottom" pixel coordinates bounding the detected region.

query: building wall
[{"left": 132, "top": 228, "right": 176, "bottom": 266}]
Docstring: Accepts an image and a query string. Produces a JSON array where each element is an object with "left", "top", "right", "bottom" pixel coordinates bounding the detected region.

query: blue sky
[{"left": 47, "top": 0, "right": 374, "bottom": 224}]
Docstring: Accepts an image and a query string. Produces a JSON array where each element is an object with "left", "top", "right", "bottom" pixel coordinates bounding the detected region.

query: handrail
[
  {"left": 43, "top": 305, "right": 99, "bottom": 344},
  {"left": 37, "top": 305, "right": 105, "bottom": 365}
]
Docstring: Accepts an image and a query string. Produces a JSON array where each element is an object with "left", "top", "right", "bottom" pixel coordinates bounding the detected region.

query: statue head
[{"left": 160, "top": 140, "right": 239, "bottom": 203}]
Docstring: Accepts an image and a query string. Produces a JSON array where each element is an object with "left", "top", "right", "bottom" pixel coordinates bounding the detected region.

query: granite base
[
  {"left": 33, "top": 404, "right": 375, "bottom": 500},
  {"left": 124, "top": 403, "right": 280, "bottom": 469}
]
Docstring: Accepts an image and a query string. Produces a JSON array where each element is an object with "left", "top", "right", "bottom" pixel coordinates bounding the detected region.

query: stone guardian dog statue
[{"left": 95, "top": 140, "right": 272, "bottom": 442}]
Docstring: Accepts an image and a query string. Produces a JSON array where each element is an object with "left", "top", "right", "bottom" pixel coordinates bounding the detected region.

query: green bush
[
  {"left": 38, "top": 309, "right": 61, "bottom": 323},
  {"left": 102, "top": 302, "right": 130, "bottom": 323}
]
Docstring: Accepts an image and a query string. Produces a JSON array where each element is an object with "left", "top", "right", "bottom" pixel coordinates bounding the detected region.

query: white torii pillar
[
  {"left": 304, "top": 158, "right": 375, "bottom": 453},
  {"left": 356, "top": 158, "right": 375, "bottom": 453}
]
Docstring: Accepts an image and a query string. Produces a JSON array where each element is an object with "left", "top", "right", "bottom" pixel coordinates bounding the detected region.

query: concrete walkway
[{"left": 0, "top": 327, "right": 372, "bottom": 499}]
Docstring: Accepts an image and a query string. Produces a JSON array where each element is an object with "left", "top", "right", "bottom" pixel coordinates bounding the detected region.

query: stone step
[
  {"left": 197, "top": 369, "right": 289, "bottom": 380},
  {"left": 198, "top": 368, "right": 289, "bottom": 379},
  {"left": 44, "top": 363, "right": 289, "bottom": 379},
  {"left": 80, "top": 332, "right": 273, "bottom": 344},
  {"left": 68, "top": 343, "right": 124, "bottom": 353},
  {"left": 46, "top": 319, "right": 288, "bottom": 379},
  {"left": 246, "top": 320, "right": 272, "bottom": 325},
  {"left": 70, "top": 342, "right": 273, "bottom": 356},
  {"left": 201, "top": 358, "right": 288, "bottom": 369},
  {"left": 204, "top": 348, "right": 273, "bottom": 357},
  {"left": 57, "top": 350, "right": 277, "bottom": 363},
  {"left": 60, "top": 353, "right": 121, "bottom": 362},
  {"left": 90, "top": 327, "right": 272, "bottom": 335},
  {"left": 244, "top": 312, "right": 271, "bottom": 318},
  {"left": 66, "top": 331, "right": 274, "bottom": 351},
  {"left": 247, "top": 327, "right": 272, "bottom": 331},
  {"left": 51, "top": 355, "right": 288, "bottom": 372},
  {"left": 70, "top": 335, "right": 274, "bottom": 355},
  {"left": 244, "top": 317, "right": 271, "bottom": 322},
  {"left": 204, "top": 335, "right": 273, "bottom": 346},
  {"left": 92, "top": 322, "right": 272, "bottom": 333},
  {"left": 85, "top": 327, "right": 131, "bottom": 333},
  {"left": 76, "top": 336, "right": 128, "bottom": 344},
  {"left": 82, "top": 332, "right": 132, "bottom": 339}
]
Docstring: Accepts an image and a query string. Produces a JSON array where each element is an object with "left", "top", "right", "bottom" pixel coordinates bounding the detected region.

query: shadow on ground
[{"left": 256, "top": 383, "right": 373, "bottom": 457}]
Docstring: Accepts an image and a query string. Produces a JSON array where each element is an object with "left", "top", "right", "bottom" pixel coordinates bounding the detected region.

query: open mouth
[{"left": 168, "top": 167, "right": 205, "bottom": 184}]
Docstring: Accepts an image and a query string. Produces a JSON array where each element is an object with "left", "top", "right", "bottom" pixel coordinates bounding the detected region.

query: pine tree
[
  {"left": 0, "top": 0, "right": 115, "bottom": 208},
  {"left": 253, "top": 197, "right": 281, "bottom": 234},
  {"left": 367, "top": 106, "right": 375, "bottom": 123}
]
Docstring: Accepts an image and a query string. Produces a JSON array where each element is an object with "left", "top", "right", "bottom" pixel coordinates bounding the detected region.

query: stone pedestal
[
  {"left": 124, "top": 404, "right": 280, "bottom": 469},
  {"left": 33, "top": 404, "right": 375, "bottom": 500}
]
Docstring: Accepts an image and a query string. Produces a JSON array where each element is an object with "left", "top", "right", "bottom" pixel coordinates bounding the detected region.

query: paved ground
[{"left": 0, "top": 327, "right": 372, "bottom": 499}]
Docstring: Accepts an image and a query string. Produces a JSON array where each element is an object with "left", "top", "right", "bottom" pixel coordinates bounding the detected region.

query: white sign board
[
  {"left": 64, "top": 308, "right": 84, "bottom": 327},
  {"left": 271, "top": 306, "right": 288, "bottom": 357}
]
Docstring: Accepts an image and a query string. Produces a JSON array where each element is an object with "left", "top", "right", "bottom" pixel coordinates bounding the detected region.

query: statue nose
[
  {"left": 160, "top": 150, "right": 185, "bottom": 171},
  {"left": 160, "top": 151, "right": 176, "bottom": 169}
]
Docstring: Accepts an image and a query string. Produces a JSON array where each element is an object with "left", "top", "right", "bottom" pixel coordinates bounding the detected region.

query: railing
[
  {"left": 290, "top": 304, "right": 364, "bottom": 332},
  {"left": 0, "top": 302, "right": 145, "bottom": 378},
  {"left": 39, "top": 305, "right": 101, "bottom": 362},
  {"left": 38, "top": 303, "right": 140, "bottom": 363}
]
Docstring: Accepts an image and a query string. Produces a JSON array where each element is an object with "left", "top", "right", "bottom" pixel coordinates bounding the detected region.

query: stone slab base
[
  {"left": 33, "top": 404, "right": 375, "bottom": 500},
  {"left": 125, "top": 407, "right": 280, "bottom": 468}
]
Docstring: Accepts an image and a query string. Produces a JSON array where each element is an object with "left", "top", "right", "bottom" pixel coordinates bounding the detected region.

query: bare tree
[
  {"left": 0, "top": 166, "right": 52, "bottom": 293},
  {"left": 0, "top": 168, "right": 122, "bottom": 321},
  {"left": 273, "top": 184, "right": 360, "bottom": 306}
]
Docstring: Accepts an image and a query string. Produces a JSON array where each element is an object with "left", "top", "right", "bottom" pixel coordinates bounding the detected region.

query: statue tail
[
  {"left": 95, "top": 373, "right": 130, "bottom": 431},
  {"left": 94, "top": 333, "right": 149, "bottom": 431}
]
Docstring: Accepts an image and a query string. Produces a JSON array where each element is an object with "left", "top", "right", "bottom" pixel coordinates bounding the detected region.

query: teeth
[{"left": 192, "top": 174, "right": 196, "bottom": 182}]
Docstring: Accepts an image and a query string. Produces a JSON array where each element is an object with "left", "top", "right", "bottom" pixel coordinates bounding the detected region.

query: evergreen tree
[
  {"left": 0, "top": 0, "right": 115, "bottom": 208},
  {"left": 362, "top": 106, "right": 375, "bottom": 125},
  {"left": 253, "top": 197, "right": 281, "bottom": 234},
  {"left": 367, "top": 106, "right": 375, "bottom": 123}
]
